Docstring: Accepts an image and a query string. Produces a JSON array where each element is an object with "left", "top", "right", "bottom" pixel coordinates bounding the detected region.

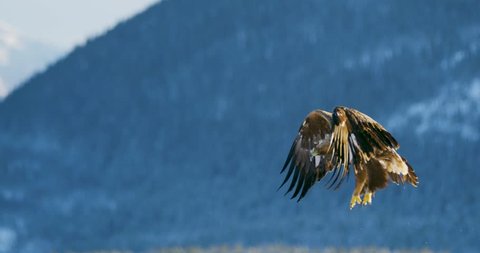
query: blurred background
[{"left": 0, "top": 0, "right": 479, "bottom": 252}]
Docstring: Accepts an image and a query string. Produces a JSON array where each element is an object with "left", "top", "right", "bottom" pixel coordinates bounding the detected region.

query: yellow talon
[
  {"left": 350, "top": 195, "right": 362, "bottom": 209},
  {"left": 362, "top": 192, "right": 372, "bottom": 205}
]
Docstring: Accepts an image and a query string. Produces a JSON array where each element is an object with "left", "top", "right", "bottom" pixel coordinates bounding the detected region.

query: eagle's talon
[
  {"left": 350, "top": 195, "right": 362, "bottom": 209},
  {"left": 362, "top": 192, "right": 372, "bottom": 205}
]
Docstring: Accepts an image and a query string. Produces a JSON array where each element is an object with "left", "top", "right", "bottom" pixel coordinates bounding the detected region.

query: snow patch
[
  {"left": 343, "top": 47, "right": 395, "bottom": 69},
  {"left": 440, "top": 29, "right": 480, "bottom": 70},
  {"left": 441, "top": 50, "right": 467, "bottom": 70},
  {"left": 343, "top": 35, "right": 430, "bottom": 70},
  {"left": 469, "top": 80, "right": 480, "bottom": 99},
  {"left": 1, "top": 189, "right": 24, "bottom": 201},
  {"left": 0, "top": 227, "right": 16, "bottom": 252},
  {"left": 388, "top": 79, "right": 480, "bottom": 141}
]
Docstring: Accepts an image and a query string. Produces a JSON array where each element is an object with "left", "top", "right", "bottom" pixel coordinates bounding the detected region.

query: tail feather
[
  {"left": 405, "top": 159, "right": 418, "bottom": 187},
  {"left": 389, "top": 156, "right": 418, "bottom": 187}
]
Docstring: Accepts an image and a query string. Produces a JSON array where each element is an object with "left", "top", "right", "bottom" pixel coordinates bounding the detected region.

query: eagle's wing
[
  {"left": 280, "top": 110, "right": 338, "bottom": 201},
  {"left": 328, "top": 107, "right": 400, "bottom": 187},
  {"left": 331, "top": 107, "right": 417, "bottom": 190},
  {"left": 342, "top": 107, "right": 399, "bottom": 162}
]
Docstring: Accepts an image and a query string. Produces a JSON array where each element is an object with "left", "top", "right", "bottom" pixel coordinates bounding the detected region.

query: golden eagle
[{"left": 280, "top": 106, "right": 418, "bottom": 209}]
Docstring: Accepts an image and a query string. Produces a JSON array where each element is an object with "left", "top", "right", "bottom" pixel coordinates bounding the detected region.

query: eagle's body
[{"left": 280, "top": 106, "right": 418, "bottom": 209}]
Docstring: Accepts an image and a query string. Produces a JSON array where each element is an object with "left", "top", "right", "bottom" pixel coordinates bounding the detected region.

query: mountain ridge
[{"left": 0, "top": 21, "right": 61, "bottom": 99}]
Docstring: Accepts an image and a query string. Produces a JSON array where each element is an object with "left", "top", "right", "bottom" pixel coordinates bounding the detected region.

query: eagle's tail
[{"left": 389, "top": 156, "right": 418, "bottom": 187}]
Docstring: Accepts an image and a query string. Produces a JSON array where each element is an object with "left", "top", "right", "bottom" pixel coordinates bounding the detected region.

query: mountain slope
[{"left": 0, "top": 0, "right": 479, "bottom": 252}]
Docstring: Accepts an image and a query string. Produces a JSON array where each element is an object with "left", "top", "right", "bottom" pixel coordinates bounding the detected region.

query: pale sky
[
  {"left": 0, "top": 0, "right": 159, "bottom": 98},
  {"left": 0, "top": 0, "right": 159, "bottom": 49}
]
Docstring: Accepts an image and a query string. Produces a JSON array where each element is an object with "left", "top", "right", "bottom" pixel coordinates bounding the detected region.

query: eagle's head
[{"left": 332, "top": 106, "right": 347, "bottom": 125}]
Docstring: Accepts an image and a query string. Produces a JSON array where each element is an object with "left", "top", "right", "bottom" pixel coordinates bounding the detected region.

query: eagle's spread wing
[
  {"left": 331, "top": 107, "right": 399, "bottom": 167},
  {"left": 280, "top": 110, "right": 339, "bottom": 201},
  {"left": 343, "top": 107, "right": 399, "bottom": 158}
]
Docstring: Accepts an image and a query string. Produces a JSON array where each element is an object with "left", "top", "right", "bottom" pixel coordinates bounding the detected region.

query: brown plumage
[{"left": 280, "top": 106, "right": 418, "bottom": 209}]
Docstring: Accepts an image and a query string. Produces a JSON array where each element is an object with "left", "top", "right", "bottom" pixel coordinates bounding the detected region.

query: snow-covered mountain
[
  {"left": 0, "top": 21, "right": 61, "bottom": 99},
  {"left": 389, "top": 79, "right": 480, "bottom": 141},
  {"left": 0, "top": 0, "right": 479, "bottom": 252}
]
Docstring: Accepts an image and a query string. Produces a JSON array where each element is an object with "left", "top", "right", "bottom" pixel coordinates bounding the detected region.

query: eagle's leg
[
  {"left": 350, "top": 195, "right": 362, "bottom": 209},
  {"left": 350, "top": 165, "right": 367, "bottom": 209},
  {"left": 362, "top": 191, "right": 373, "bottom": 205}
]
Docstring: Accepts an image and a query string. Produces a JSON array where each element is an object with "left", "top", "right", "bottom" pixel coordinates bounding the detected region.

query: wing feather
[
  {"left": 278, "top": 154, "right": 297, "bottom": 189},
  {"left": 291, "top": 170, "right": 306, "bottom": 199},
  {"left": 286, "top": 165, "right": 301, "bottom": 194},
  {"left": 281, "top": 140, "right": 297, "bottom": 173},
  {"left": 328, "top": 106, "right": 400, "bottom": 189},
  {"left": 298, "top": 166, "right": 316, "bottom": 201},
  {"left": 280, "top": 110, "right": 338, "bottom": 201},
  {"left": 343, "top": 107, "right": 419, "bottom": 189},
  {"left": 344, "top": 108, "right": 399, "bottom": 157}
]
